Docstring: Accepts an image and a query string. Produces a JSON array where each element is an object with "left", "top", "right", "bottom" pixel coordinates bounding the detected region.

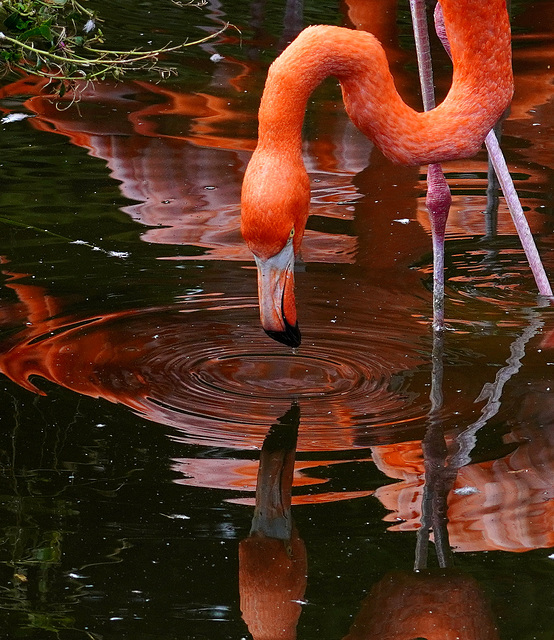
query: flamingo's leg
[{"left": 409, "top": 0, "right": 451, "bottom": 331}]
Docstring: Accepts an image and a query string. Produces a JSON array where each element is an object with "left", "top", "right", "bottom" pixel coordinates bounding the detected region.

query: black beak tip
[{"left": 265, "top": 322, "right": 301, "bottom": 348}]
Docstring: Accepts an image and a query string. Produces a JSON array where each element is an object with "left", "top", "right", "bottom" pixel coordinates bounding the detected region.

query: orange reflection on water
[
  {"left": 0, "top": 72, "right": 367, "bottom": 264},
  {"left": 372, "top": 417, "right": 554, "bottom": 553},
  {"left": 3, "top": 266, "right": 551, "bottom": 556},
  {"left": 238, "top": 395, "right": 500, "bottom": 640},
  {"left": 343, "top": 571, "right": 499, "bottom": 640}
]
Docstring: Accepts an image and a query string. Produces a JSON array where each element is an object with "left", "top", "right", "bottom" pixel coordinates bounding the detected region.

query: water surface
[{"left": 0, "top": 1, "right": 554, "bottom": 638}]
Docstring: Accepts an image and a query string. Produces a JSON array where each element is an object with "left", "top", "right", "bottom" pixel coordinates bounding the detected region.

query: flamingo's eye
[{"left": 289, "top": 228, "right": 295, "bottom": 238}]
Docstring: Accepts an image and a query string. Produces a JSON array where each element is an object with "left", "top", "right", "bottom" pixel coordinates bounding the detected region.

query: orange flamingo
[{"left": 241, "top": 0, "right": 513, "bottom": 347}]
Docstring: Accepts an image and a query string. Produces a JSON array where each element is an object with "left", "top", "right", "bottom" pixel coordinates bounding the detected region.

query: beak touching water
[{"left": 254, "top": 238, "right": 301, "bottom": 348}]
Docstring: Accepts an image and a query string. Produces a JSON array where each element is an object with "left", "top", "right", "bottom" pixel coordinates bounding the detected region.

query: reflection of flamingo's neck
[
  {"left": 239, "top": 410, "right": 305, "bottom": 640},
  {"left": 257, "top": 0, "right": 512, "bottom": 166},
  {"left": 249, "top": 419, "right": 298, "bottom": 540}
]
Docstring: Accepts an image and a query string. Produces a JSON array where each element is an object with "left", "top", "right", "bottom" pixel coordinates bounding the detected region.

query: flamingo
[{"left": 241, "top": 0, "right": 513, "bottom": 348}]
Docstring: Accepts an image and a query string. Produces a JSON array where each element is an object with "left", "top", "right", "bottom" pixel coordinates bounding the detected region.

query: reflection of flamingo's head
[{"left": 241, "top": 149, "right": 309, "bottom": 348}]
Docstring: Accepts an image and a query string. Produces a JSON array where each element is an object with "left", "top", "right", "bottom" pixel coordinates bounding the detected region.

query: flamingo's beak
[{"left": 254, "top": 239, "right": 301, "bottom": 348}]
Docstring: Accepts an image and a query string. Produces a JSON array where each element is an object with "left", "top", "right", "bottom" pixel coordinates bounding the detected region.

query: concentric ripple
[
  {"left": 195, "top": 352, "right": 363, "bottom": 399},
  {"left": 0, "top": 292, "right": 435, "bottom": 451}
]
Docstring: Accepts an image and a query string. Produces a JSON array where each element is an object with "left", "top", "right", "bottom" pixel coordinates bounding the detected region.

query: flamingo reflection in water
[
  {"left": 3, "top": 260, "right": 553, "bottom": 554},
  {"left": 239, "top": 404, "right": 307, "bottom": 640},
  {"left": 239, "top": 401, "right": 501, "bottom": 640}
]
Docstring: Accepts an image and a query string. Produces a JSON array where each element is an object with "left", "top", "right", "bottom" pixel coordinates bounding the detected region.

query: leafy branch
[{"left": 0, "top": 0, "right": 227, "bottom": 95}]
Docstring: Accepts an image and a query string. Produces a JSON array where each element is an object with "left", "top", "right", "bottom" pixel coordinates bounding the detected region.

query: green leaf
[
  {"left": 20, "top": 24, "right": 53, "bottom": 41},
  {"left": 4, "top": 11, "right": 24, "bottom": 30}
]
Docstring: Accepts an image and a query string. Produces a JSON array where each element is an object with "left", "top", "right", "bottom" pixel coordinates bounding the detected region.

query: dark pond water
[{"left": 0, "top": 0, "right": 554, "bottom": 638}]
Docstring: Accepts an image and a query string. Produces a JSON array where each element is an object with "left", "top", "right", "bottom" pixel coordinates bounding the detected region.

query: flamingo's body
[{"left": 241, "top": 0, "right": 513, "bottom": 347}]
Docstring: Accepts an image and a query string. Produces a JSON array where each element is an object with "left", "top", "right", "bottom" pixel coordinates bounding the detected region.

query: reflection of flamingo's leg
[
  {"left": 415, "top": 424, "right": 455, "bottom": 571},
  {"left": 451, "top": 306, "right": 545, "bottom": 468},
  {"left": 414, "top": 486, "right": 431, "bottom": 570}
]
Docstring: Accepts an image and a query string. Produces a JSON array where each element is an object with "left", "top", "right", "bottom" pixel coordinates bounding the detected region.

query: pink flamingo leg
[
  {"left": 409, "top": 0, "right": 436, "bottom": 111},
  {"left": 426, "top": 165, "right": 451, "bottom": 330},
  {"left": 409, "top": 0, "right": 452, "bottom": 331},
  {"left": 484, "top": 131, "right": 553, "bottom": 296}
]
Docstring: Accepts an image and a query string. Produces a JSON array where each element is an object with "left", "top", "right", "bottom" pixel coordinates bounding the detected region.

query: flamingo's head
[{"left": 241, "top": 151, "right": 310, "bottom": 348}]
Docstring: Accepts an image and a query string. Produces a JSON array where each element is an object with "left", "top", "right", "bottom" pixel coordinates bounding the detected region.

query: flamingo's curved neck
[{"left": 257, "top": 0, "right": 512, "bottom": 166}]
